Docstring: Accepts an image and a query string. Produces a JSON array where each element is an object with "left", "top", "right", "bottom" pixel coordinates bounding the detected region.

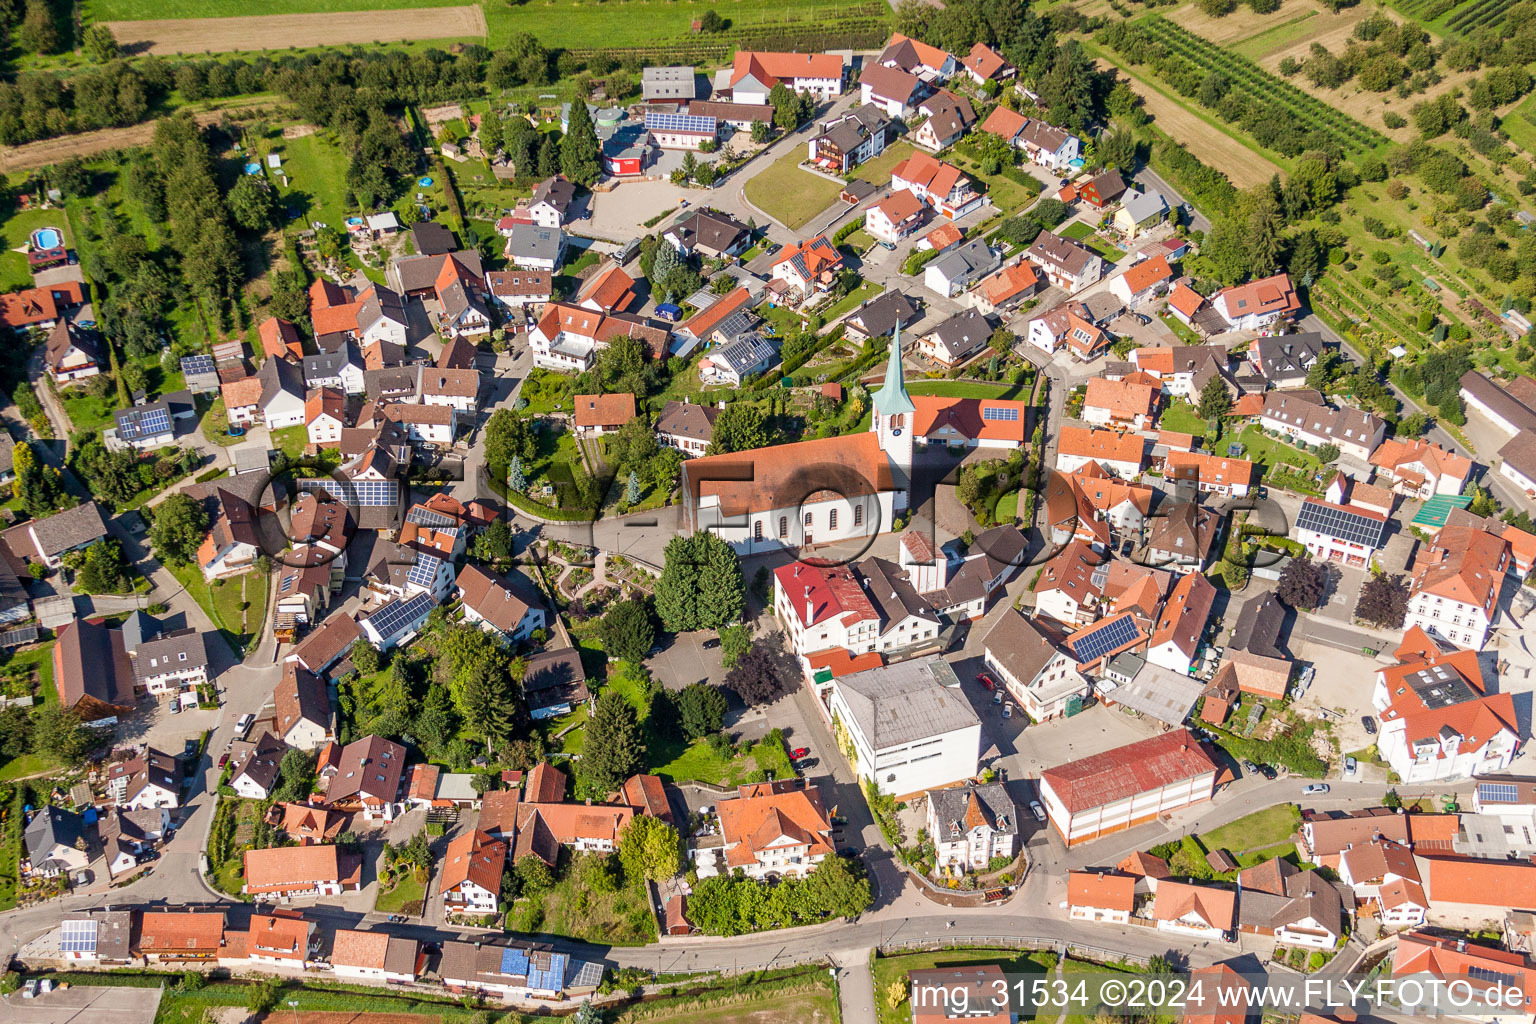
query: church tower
[{"left": 871, "top": 325, "right": 916, "bottom": 477}]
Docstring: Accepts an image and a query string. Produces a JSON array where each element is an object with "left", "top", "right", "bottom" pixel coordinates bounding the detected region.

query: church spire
[{"left": 872, "top": 324, "right": 915, "bottom": 418}]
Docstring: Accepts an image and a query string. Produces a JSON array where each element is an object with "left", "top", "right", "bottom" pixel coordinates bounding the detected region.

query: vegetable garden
[{"left": 1138, "top": 15, "right": 1391, "bottom": 154}]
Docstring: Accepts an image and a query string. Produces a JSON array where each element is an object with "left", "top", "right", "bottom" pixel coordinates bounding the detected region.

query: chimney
[{"left": 805, "top": 599, "right": 814, "bottom": 622}]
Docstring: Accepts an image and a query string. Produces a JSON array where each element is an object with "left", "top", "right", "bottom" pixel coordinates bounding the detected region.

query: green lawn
[
  {"left": 1159, "top": 402, "right": 1321, "bottom": 487},
  {"left": 167, "top": 560, "right": 267, "bottom": 655},
  {"left": 1197, "top": 804, "right": 1302, "bottom": 855},
  {"left": 0, "top": 752, "right": 56, "bottom": 782},
  {"left": 820, "top": 281, "right": 883, "bottom": 323},
  {"left": 1157, "top": 311, "right": 1204, "bottom": 345},
  {"left": 269, "top": 132, "right": 355, "bottom": 233},
  {"left": 506, "top": 869, "right": 656, "bottom": 945},
  {"left": 854, "top": 140, "right": 916, "bottom": 186},
  {"left": 1230, "top": 9, "right": 1322, "bottom": 59},
  {"left": 1158, "top": 400, "right": 1209, "bottom": 436},
  {"left": 1060, "top": 221, "right": 1096, "bottom": 241},
  {"left": 0, "top": 783, "right": 21, "bottom": 910},
  {"left": 616, "top": 983, "right": 839, "bottom": 1024},
  {"left": 199, "top": 397, "right": 246, "bottom": 447},
  {"left": 1086, "top": 236, "right": 1126, "bottom": 262},
  {"left": 270, "top": 424, "right": 309, "bottom": 459},
  {"left": 908, "top": 379, "right": 1029, "bottom": 400},
  {"left": 373, "top": 872, "right": 426, "bottom": 915},
  {"left": 0, "top": 208, "right": 68, "bottom": 292},
  {"left": 995, "top": 490, "right": 1019, "bottom": 523},
  {"left": 743, "top": 147, "right": 846, "bottom": 231},
  {"left": 58, "top": 387, "right": 118, "bottom": 434}
]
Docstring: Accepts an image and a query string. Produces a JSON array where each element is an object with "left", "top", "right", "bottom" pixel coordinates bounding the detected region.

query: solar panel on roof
[
  {"left": 60, "top": 919, "right": 96, "bottom": 952},
  {"left": 1296, "top": 500, "right": 1385, "bottom": 548},
  {"left": 0, "top": 624, "right": 39, "bottom": 648},
  {"left": 365, "top": 591, "right": 435, "bottom": 640},
  {"left": 644, "top": 112, "right": 717, "bottom": 134},
  {"left": 300, "top": 478, "right": 399, "bottom": 507},
  {"left": 1478, "top": 782, "right": 1519, "bottom": 804},
  {"left": 180, "top": 354, "right": 216, "bottom": 374},
  {"left": 1071, "top": 615, "right": 1140, "bottom": 663},
  {"left": 527, "top": 952, "right": 567, "bottom": 991},
  {"left": 406, "top": 506, "right": 456, "bottom": 528},
  {"left": 407, "top": 553, "right": 441, "bottom": 589},
  {"left": 981, "top": 406, "right": 1019, "bottom": 421},
  {"left": 1468, "top": 965, "right": 1520, "bottom": 988}
]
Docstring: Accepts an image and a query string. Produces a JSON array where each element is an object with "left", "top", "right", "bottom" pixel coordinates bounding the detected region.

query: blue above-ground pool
[
  {"left": 418, "top": 176, "right": 434, "bottom": 187},
  {"left": 1069, "top": 158, "right": 1086, "bottom": 169},
  {"left": 244, "top": 163, "right": 262, "bottom": 175},
  {"left": 346, "top": 216, "right": 365, "bottom": 227},
  {"left": 228, "top": 425, "right": 245, "bottom": 437},
  {"left": 30, "top": 227, "right": 60, "bottom": 249}
]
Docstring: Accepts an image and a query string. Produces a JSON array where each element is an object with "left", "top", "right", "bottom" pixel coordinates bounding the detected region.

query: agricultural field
[{"left": 101, "top": 6, "right": 487, "bottom": 54}]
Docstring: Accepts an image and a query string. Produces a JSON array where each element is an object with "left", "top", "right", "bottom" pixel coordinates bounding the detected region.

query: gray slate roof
[
  {"left": 29, "top": 501, "right": 108, "bottom": 558},
  {"left": 834, "top": 655, "right": 979, "bottom": 749}
]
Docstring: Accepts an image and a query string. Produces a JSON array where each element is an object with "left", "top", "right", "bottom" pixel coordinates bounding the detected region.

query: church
[{"left": 679, "top": 330, "right": 1028, "bottom": 555}]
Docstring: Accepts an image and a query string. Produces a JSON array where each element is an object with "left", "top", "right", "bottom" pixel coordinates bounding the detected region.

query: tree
[
  {"left": 227, "top": 175, "right": 277, "bottom": 232},
  {"left": 618, "top": 813, "right": 684, "bottom": 882},
  {"left": 707, "top": 402, "right": 769, "bottom": 454},
  {"left": 516, "top": 853, "right": 554, "bottom": 895},
  {"left": 30, "top": 705, "right": 94, "bottom": 763},
  {"left": 655, "top": 533, "right": 744, "bottom": 632},
  {"left": 350, "top": 639, "right": 380, "bottom": 676},
  {"left": 751, "top": 121, "right": 772, "bottom": 144},
  {"left": 802, "top": 853, "right": 873, "bottom": 918},
  {"left": 625, "top": 469, "right": 641, "bottom": 506},
  {"left": 148, "top": 492, "right": 209, "bottom": 565},
  {"left": 506, "top": 454, "right": 526, "bottom": 492},
  {"left": 988, "top": 326, "right": 1014, "bottom": 355},
  {"left": 538, "top": 133, "right": 561, "bottom": 178},
  {"left": 1097, "top": 129, "right": 1137, "bottom": 174},
  {"left": 1277, "top": 554, "right": 1328, "bottom": 611},
  {"left": 486, "top": 409, "right": 536, "bottom": 468},
  {"left": 473, "top": 519, "right": 514, "bottom": 563},
  {"left": 1356, "top": 573, "right": 1409, "bottom": 628},
  {"left": 82, "top": 23, "right": 119, "bottom": 63},
  {"left": 601, "top": 598, "right": 655, "bottom": 663},
  {"left": 584, "top": 690, "right": 645, "bottom": 793},
  {"left": 675, "top": 683, "right": 728, "bottom": 741},
  {"left": 272, "top": 749, "right": 317, "bottom": 804},
  {"left": 724, "top": 639, "right": 793, "bottom": 704},
  {"left": 1397, "top": 412, "right": 1429, "bottom": 437},
  {"left": 698, "top": 8, "right": 727, "bottom": 31},
  {"left": 769, "top": 83, "right": 803, "bottom": 131},
  {"left": 720, "top": 622, "right": 752, "bottom": 668},
  {"left": 13, "top": 440, "right": 68, "bottom": 518},
  {"left": 1315, "top": 443, "right": 1340, "bottom": 464},
  {"left": 1197, "top": 376, "right": 1232, "bottom": 422},
  {"left": 76, "top": 540, "right": 127, "bottom": 595},
  {"left": 17, "top": 0, "right": 57, "bottom": 54},
  {"left": 480, "top": 108, "right": 504, "bottom": 156},
  {"left": 561, "top": 100, "right": 602, "bottom": 186}
]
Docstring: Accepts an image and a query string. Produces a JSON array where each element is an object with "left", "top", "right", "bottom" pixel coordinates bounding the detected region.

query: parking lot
[{"left": 3, "top": 985, "right": 163, "bottom": 1024}]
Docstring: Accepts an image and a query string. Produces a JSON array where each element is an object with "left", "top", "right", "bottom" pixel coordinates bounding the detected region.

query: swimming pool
[
  {"left": 31, "top": 227, "right": 61, "bottom": 250},
  {"left": 418, "top": 176, "right": 434, "bottom": 187}
]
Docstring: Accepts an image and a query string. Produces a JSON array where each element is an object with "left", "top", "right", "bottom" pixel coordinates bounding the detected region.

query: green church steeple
[{"left": 872, "top": 325, "right": 915, "bottom": 418}]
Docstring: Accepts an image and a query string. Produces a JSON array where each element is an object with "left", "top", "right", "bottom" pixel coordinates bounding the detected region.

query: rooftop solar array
[
  {"left": 981, "top": 406, "right": 1020, "bottom": 421},
  {"left": 364, "top": 591, "right": 435, "bottom": 640},
  {"left": 1477, "top": 782, "right": 1520, "bottom": 804},
  {"left": 1296, "top": 499, "right": 1385, "bottom": 547},
  {"left": 180, "top": 354, "right": 216, "bottom": 375},
  {"left": 118, "top": 404, "right": 172, "bottom": 440},
  {"left": 407, "top": 553, "right": 442, "bottom": 590},
  {"left": 499, "top": 947, "right": 530, "bottom": 977},
  {"left": 300, "top": 478, "right": 399, "bottom": 507},
  {"left": 406, "top": 506, "right": 456, "bottom": 528},
  {"left": 644, "top": 111, "right": 717, "bottom": 134},
  {"left": 527, "top": 952, "right": 567, "bottom": 992},
  {"left": 0, "top": 624, "right": 40, "bottom": 648},
  {"left": 60, "top": 919, "right": 96, "bottom": 953},
  {"left": 1070, "top": 614, "right": 1140, "bottom": 664}
]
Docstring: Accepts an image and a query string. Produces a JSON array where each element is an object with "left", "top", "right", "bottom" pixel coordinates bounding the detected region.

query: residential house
[
  {"left": 256, "top": 355, "right": 307, "bottom": 428},
  {"left": 769, "top": 236, "right": 844, "bottom": 302},
  {"left": 1250, "top": 332, "right": 1330, "bottom": 389},
  {"left": 1406, "top": 525, "right": 1506, "bottom": 649},
  {"left": 51, "top": 617, "right": 133, "bottom": 726},
  {"left": 1068, "top": 871, "right": 1137, "bottom": 924},
  {"left": 330, "top": 929, "right": 421, "bottom": 984},
  {"left": 1055, "top": 426, "right": 1144, "bottom": 478},
  {"left": 1109, "top": 254, "right": 1174, "bottom": 307},
  {"left": 527, "top": 176, "right": 578, "bottom": 229},
  {"left": 1080, "top": 170, "right": 1128, "bottom": 210},
  {"left": 698, "top": 781, "right": 833, "bottom": 879},
  {"left": 876, "top": 33, "right": 956, "bottom": 82},
  {"left": 1164, "top": 450, "right": 1255, "bottom": 498},
  {"left": 1260, "top": 391, "right": 1385, "bottom": 461},
  {"left": 521, "top": 645, "right": 591, "bottom": 720},
  {"left": 699, "top": 331, "right": 779, "bottom": 386},
  {"left": 828, "top": 657, "right": 980, "bottom": 797},
  {"left": 273, "top": 661, "right": 332, "bottom": 750},
  {"left": 245, "top": 912, "right": 317, "bottom": 968},
  {"left": 230, "top": 732, "right": 287, "bottom": 800},
  {"left": 655, "top": 399, "right": 720, "bottom": 456},
  {"left": 971, "top": 262, "right": 1040, "bottom": 316},
  {"left": 439, "top": 829, "right": 507, "bottom": 916},
  {"left": 305, "top": 387, "right": 345, "bottom": 446},
  {"left": 243, "top": 844, "right": 362, "bottom": 901},
  {"left": 1083, "top": 376, "right": 1160, "bottom": 431},
  {"left": 319, "top": 734, "right": 407, "bottom": 820},
  {"left": 865, "top": 188, "right": 926, "bottom": 244},
  {"left": 1026, "top": 231, "right": 1103, "bottom": 294},
  {"left": 926, "top": 782, "right": 1017, "bottom": 872},
  {"left": 380, "top": 401, "right": 456, "bottom": 446},
  {"left": 25, "top": 500, "right": 110, "bottom": 569},
  {"left": 358, "top": 591, "right": 438, "bottom": 651},
  {"left": 572, "top": 392, "right": 636, "bottom": 437},
  {"left": 911, "top": 91, "right": 975, "bottom": 152},
  {"left": 1235, "top": 857, "right": 1346, "bottom": 947},
  {"left": 528, "top": 303, "right": 668, "bottom": 373},
  {"left": 843, "top": 290, "right": 921, "bottom": 342},
  {"left": 663, "top": 209, "right": 753, "bottom": 259},
  {"left": 486, "top": 270, "right": 552, "bottom": 311},
  {"left": 111, "top": 748, "right": 181, "bottom": 810},
  {"left": 438, "top": 940, "right": 602, "bottom": 1001},
  {"left": 773, "top": 556, "right": 940, "bottom": 660},
  {"left": 1338, "top": 839, "right": 1427, "bottom": 929},
  {"left": 131, "top": 629, "right": 208, "bottom": 698},
  {"left": 1370, "top": 438, "right": 1472, "bottom": 499},
  {"left": 1025, "top": 301, "right": 1108, "bottom": 360},
  {"left": 911, "top": 395, "right": 1030, "bottom": 451},
  {"left": 1130, "top": 344, "right": 1236, "bottom": 401},
  {"left": 288, "top": 612, "right": 362, "bottom": 677},
  {"left": 135, "top": 910, "right": 226, "bottom": 962},
  {"left": 961, "top": 42, "right": 1013, "bottom": 86},
  {"left": 1039, "top": 730, "right": 1219, "bottom": 845},
  {"left": 271, "top": 801, "right": 344, "bottom": 845},
  {"left": 506, "top": 224, "right": 565, "bottom": 271},
  {"left": 1114, "top": 190, "right": 1169, "bottom": 238},
  {"left": 908, "top": 967, "right": 1012, "bottom": 1024},
  {"left": 1154, "top": 880, "right": 1236, "bottom": 940},
  {"left": 303, "top": 342, "right": 366, "bottom": 395},
  {"left": 918, "top": 309, "right": 992, "bottom": 368},
  {"left": 924, "top": 239, "right": 1000, "bottom": 298},
  {"left": 1393, "top": 932, "right": 1536, "bottom": 1015},
  {"left": 1295, "top": 487, "right": 1388, "bottom": 568},
  {"left": 99, "top": 807, "right": 169, "bottom": 879},
  {"left": 24, "top": 805, "right": 90, "bottom": 876},
  {"left": 921, "top": 221, "right": 964, "bottom": 254},
  {"left": 1147, "top": 500, "right": 1222, "bottom": 573},
  {"left": 859, "top": 62, "right": 924, "bottom": 118},
  {"left": 457, "top": 565, "right": 546, "bottom": 644},
  {"left": 726, "top": 51, "right": 844, "bottom": 105},
  {"left": 643, "top": 110, "right": 717, "bottom": 150},
  {"left": 1146, "top": 572, "right": 1216, "bottom": 675},
  {"left": 983, "top": 609, "right": 1089, "bottom": 721},
  {"left": 891, "top": 151, "right": 982, "bottom": 219},
  {"left": 1212, "top": 273, "right": 1300, "bottom": 334},
  {"left": 976, "top": 107, "right": 1080, "bottom": 169}
]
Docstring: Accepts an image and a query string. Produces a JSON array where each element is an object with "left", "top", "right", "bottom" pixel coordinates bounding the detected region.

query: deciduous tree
[{"left": 148, "top": 492, "right": 209, "bottom": 565}]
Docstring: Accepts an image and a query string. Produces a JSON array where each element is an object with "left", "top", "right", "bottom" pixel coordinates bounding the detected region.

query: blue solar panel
[
  {"left": 1072, "top": 614, "right": 1140, "bottom": 663},
  {"left": 407, "top": 553, "right": 441, "bottom": 590},
  {"left": 645, "top": 111, "right": 717, "bottom": 135},
  {"left": 982, "top": 406, "right": 1019, "bottom": 421},
  {"left": 60, "top": 919, "right": 96, "bottom": 952},
  {"left": 300, "top": 478, "right": 398, "bottom": 507},
  {"left": 365, "top": 591, "right": 435, "bottom": 641},
  {"left": 406, "top": 506, "right": 456, "bottom": 528},
  {"left": 0, "top": 625, "right": 40, "bottom": 648},
  {"left": 527, "top": 953, "right": 565, "bottom": 991},
  {"left": 1296, "top": 499, "right": 1384, "bottom": 548},
  {"left": 180, "top": 354, "right": 216, "bottom": 375},
  {"left": 1479, "top": 782, "right": 1519, "bottom": 804},
  {"left": 499, "top": 947, "right": 530, "bottom": 977}
]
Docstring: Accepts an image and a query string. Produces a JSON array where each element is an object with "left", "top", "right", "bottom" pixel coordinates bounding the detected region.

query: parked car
[
  {"left": 877, "top": 240, "right": 896, "bottom": 251},
  {"left": 796, "top": 758, "right": 819, "bottom": 771},
  {"left": 838, "top": 847, "right": 859, "bottom": 857},
  {"left": 790, "top": 747, "right": 810, "bottom": 760},
  {"left": 1028, "top": 801, "right": 1047, "bottom": 822},
  {"left": 1344, "top": 756, "right": 1358, "bottom": 778},
  {"left": 1362, "top": 715, "right": 1378, "bottom": 735},
  {"left": 1003, "top": 703, "right": 1013, "bottom": 719},
  {"left": 830, "top": 814, "right": 847, "bottom": 826},
  {"left": 1241, "top": 759, "right": 1258, "bottom": 773},
  {"left": 701, "top": 636, "right": 721, "bottom": 650},
  {"left": 992, "top": 691, "right": 1003, "bottom": 705},
  {"left": 1302, "top": 783, "right": 1330, "bottom": 795},
  {"left": 217, "top": 753, "right": 230, "bottom": 769},
  {"left": 977, "top": 672, "right": 997, "bottom": 691},
  {"left": 1258, "top": 765, "right": 1277, "bottom": 780},
  {"left": 235, "top": 713, "right": 255, "bottom": 735}
]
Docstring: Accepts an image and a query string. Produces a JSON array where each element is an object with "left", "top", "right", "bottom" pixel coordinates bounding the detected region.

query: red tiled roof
[
  {"left": 731, "top": 50, "right": 843, "bottom": 88},
  {"left": 573, "top": 392, "right": 636, "bottom": 428},
  {"left": 1042, "top": 730, "right": 1218, "bottom": 814},
  {"left": 1069, "top": 870, "right": 1135, "bottom": 911},
  {"left": 1120, "top": 254, "right": 1173, "bottom": 294}
]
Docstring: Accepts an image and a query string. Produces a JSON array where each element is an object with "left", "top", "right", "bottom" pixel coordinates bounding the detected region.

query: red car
[
  {"left": 217, "top": 752, "right": 230, "bottom": 768},
  {"left": 790, "top": 747, "right": 811, "bottom": 760},
  {"left": 977, "top": 672, "right": 997, "bottom": 692}
]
